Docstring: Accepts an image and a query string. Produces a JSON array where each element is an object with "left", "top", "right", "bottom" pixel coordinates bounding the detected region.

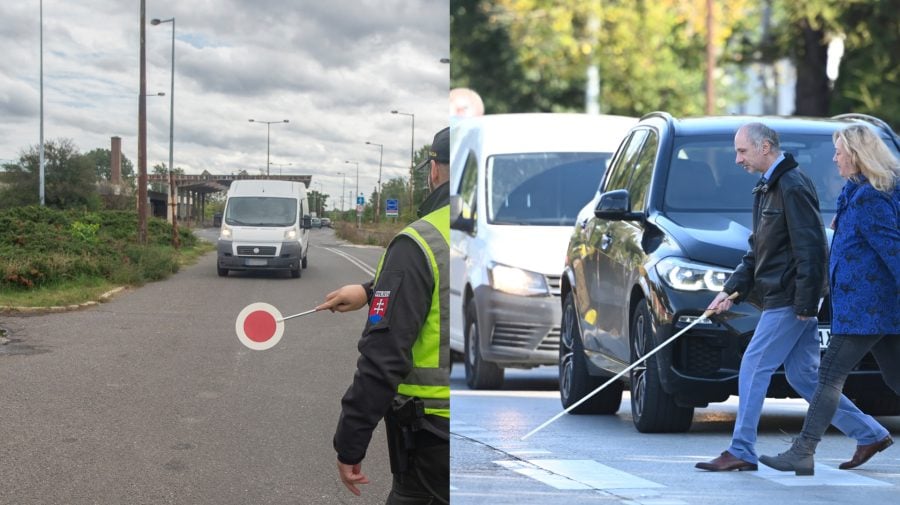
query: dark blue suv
[{"left": 560, "top": 112, "right": 900, "bottom": 433}]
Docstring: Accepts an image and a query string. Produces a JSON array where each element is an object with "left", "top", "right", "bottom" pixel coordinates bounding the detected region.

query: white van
[
  {"left": 217, "top": 179, "right": 311, "bottom": 278},
  {"left": 449, "top": 113, "right": 636, "bottom": 389}
]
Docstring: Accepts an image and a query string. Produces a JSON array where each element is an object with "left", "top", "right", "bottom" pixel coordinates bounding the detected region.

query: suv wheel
[
  {"left": 217, "top": 268, "right": 228, "bottom": 277},
  {"left": 464, "top": 299, "right": 504, "bottom": 389},
  {"left": 559, "top": 293, "right": 622, "bottom": 414},
  {"left": 629, "top": 299, "right": 693, "bottom": 433}
]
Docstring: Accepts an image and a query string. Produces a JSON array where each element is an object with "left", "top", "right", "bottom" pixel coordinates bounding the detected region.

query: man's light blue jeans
[{"left": 727, "top": 306, "right": 887, "bottom": 464}]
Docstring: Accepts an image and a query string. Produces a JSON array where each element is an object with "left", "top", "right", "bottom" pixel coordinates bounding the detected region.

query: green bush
[{"left": 0, "top": 206, "right": 197, "bottom": 290}]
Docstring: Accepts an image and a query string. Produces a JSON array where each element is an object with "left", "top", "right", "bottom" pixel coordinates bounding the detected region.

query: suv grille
[{"left": 236, "top": 245, "right": 277, "bottom": 256}]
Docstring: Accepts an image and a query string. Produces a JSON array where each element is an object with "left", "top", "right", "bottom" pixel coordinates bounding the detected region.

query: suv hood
[
  {"left": 484, "top": 225, "right": 572, "bottom": 276},
  {"left": 658, "top": 211, "right": 835, "bottom": 269},
  {"left": 655, "top": 212, "right": 752, "bottom": 268}
]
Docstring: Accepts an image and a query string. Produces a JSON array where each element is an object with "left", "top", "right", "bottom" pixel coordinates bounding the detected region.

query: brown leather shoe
[
  {"left": 695, "top": 451, "right": 758, "bottom": 472},
  {"left": 839, "top": 436, "right": 893, "bottom": 470}
]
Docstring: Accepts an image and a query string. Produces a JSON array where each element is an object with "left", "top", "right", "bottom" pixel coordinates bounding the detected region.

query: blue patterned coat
[{"left": 829, "top": 177, "right": 900, "bottom": 334}]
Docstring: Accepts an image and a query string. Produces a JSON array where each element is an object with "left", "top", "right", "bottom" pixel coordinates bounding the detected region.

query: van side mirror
[
  {"left": 301, "top": 215, "right": 312, "bottom": 229},
  {"left": 595, "top": 189, "right": 644, "bottom": 221},
  {"left": 449, "top": 194, "right": 475, "bottom": 233}
]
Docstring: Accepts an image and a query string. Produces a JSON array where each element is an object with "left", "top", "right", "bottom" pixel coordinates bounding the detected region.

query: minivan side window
[
  {"left": 602, "top": 129, "right": 649, "bottom": 193},
  {"left": 458, "top": 150, "right": 479, "bottom": 213}
]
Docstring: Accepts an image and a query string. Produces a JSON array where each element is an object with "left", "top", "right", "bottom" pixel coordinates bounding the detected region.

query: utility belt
[{"left": 385, "top": 396, "right": 448, "bottom": 476}]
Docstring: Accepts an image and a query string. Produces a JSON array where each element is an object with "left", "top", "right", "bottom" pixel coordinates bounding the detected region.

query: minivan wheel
[
  {"left": 464, "top": 300, "right": 504, "bottom": 389},
  {"left": 217, "top": 268, "right": 228, "bottom": 277},
  {"left": 302, "top": 253, "right": 308, "bottom": 269},
  {"left": 629, "top": 299, "right": 693, "bottom": 433},
  {"left": 559, "top": 293, "right": 622, "bottom": 414},
  {"left": 290, "top": 265, "right": 301, "bottom": 278}
]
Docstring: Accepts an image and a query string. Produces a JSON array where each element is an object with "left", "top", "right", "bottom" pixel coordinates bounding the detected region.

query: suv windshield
[
  {"left": 224, "top": 197, "right": 297, "bottom": 227},
  {"left": 663, "top": 133, "right": 899, "bottom": 212},
  {"left": 487, "top": 152, "right": 611, "bottom": 225}
]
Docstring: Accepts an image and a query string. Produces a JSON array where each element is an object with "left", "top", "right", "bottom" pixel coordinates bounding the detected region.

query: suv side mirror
[
  {"left": 450, "top": 194, "right": 475, "bottom": 233},
  {"left": 595, "top": 189, "right": 643, "bottom": 221},
  {"left": 301, "top": 215, "right": 312, "bottom": 229}
]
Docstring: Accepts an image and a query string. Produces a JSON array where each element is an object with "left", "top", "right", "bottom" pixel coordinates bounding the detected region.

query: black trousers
[{"left": 385, "top": 436, "right": 449, "bottom": 505}]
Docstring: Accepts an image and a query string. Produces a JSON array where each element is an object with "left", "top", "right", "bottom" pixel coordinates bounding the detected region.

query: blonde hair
[{"left": 833, "top": 125, "right": 900, "bottom": 193}]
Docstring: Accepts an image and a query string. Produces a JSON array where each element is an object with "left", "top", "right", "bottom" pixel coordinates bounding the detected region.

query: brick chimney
[{"left": 111, "top": 136, "right": 122, "bottom": 185}]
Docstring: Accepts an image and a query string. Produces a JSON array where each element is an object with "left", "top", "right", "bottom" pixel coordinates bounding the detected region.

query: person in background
[
  {"left": 695, "top": 122, "right": 886, "bottom": 473},
  {"left": 760, "top": 124, "right": 900, "bottom": 476},
  {"left": 329, "top": 127, "right": 450, "bottom": 504}
]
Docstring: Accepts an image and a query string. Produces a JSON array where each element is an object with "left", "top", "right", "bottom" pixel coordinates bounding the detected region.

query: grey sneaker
[{"left": 759, "top": 439, "right": 816, "bottom": 476}]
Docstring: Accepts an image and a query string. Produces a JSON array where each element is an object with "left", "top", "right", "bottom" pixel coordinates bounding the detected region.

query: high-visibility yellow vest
[{"left": 374, "top": 205, "right": 449, "bottom": 418}]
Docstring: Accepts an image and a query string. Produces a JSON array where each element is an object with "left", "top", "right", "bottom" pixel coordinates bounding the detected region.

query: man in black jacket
[{"left": 695, "top": 122, "right": 886, "bottom": 473}]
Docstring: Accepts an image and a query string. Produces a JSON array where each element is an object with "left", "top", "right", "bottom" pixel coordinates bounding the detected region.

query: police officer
[{"left": 324, "top": 126, "right": 449, "bottom": 504}]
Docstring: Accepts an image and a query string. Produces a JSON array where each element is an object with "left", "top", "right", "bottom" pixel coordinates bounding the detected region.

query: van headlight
[
  {"left": 219, "top": 226, "right": 232, "bottom": 240},
  {"left": 656, "top": 257, "right": 731, "bottom": 292},
  {"left": 488, "top": 262, "right": 549, "bottom": 296},
  {"left": 284, "top": 228, "right": 298, "bottom": 240}
]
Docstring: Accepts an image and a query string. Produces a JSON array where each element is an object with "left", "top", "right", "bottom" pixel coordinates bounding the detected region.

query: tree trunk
[{"left": 793, "top": 18, "right": 830, "bottom": 116}]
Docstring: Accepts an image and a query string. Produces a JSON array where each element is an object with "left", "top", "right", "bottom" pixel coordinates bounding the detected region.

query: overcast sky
[{"left": 0, "top": 0, "right": 449, "bottom": 208}]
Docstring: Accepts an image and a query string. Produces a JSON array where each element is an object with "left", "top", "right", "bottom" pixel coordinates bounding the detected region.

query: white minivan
[
  {"left": 217, "top": 179, "right": 311, "bottom": 278},
  {"left": 449, "top": 113, "right": 636, "bottom": 389}
]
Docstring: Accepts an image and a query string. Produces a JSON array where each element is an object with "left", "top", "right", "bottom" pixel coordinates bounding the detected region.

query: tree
[
  {"left": 308, "top": 189, "right": 329, "bottom": 215},
  {"left": 82, "top": 148, "right": 135, "bottom": 183},
  {"left": 0, "top": 139, "right": 99, "bottom": 210}
]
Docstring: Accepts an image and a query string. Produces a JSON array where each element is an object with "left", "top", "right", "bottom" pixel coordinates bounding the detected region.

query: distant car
[
  {"left": 311, "top": 217, "right": 322, "bottom": 228},
  {"left": 320, "top": 217, "right": 332, "bottom": 228},
  {"left": 560, "top": 112, "right": 900, "bottom": 432},
  {"left": 449, "top": 113, "right": 637, "bottom": 389}
]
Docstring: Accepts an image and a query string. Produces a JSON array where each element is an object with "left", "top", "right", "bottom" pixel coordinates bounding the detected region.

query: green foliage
[
  {"left": 82, "top": 147, "right": 135, "bottom": 183},
  {"left": 0, "top": 206, "right": 196, "bottom": 291},
  {"left": 0, "top": 139, "right": 101, "bottom": 210}
]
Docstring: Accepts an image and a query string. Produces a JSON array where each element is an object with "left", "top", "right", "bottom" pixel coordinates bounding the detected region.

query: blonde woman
[{"left": 761, "top": 125, "right": 900, "bottom": 475}]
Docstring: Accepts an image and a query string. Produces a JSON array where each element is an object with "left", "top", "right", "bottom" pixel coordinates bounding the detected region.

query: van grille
[
  {"left": 546, "top": 275, "right": 562, "bottom": 297},
  {"left": 237, "top": 246, "right": 276, "bottom": 256}
]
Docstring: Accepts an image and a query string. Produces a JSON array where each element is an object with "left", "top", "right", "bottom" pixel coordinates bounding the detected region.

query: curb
[{"left": 0, "top": 286, "right": 128, "bottom": 315}]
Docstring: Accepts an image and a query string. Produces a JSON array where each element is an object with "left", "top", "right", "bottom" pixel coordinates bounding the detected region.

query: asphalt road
[
  {"left": 0, "top": 227, "right": 392, "bottom": 505},
  {"left": 450, "top": 366, "right": 900, "bottom": 505}
]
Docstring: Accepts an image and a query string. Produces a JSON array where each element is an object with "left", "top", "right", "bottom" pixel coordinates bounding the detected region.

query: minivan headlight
[
  {"left": 656, "top": 257, "right": 731, "bottom": 292},
  {"left": 284, "top": 228, "right": 298, "bottom": 240},
  {"left": 219, "top": 226, "right": 232, "bottom": 240},
  {"left": 488, "top": 263, "right": 549, "bottom": 296}
]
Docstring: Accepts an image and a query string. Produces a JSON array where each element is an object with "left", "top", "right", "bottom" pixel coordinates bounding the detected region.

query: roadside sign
[
  {"left": 386, "top": 198, "right": 399, "bottom": 217},
  {"left": 356, "top": 204, "right": 363, "bottom": 215},
  {"left": 235, "top": 302, "right": 284, "bottom": 350},
  {"left": 356, "top": 195, "right": 364, "bottom": 205}
]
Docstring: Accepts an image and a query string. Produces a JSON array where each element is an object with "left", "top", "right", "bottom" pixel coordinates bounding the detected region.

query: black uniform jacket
[
  {"left": 334, "top": 183, "right": 449, "bottom": 465},
  {"left": 723, "top": 153, "right": 827, "bottom": 317}
]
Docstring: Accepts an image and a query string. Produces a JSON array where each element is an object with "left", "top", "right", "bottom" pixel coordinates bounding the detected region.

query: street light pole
[
  {"left": 337, "top": 171, "right": 346, "bottom": 215},
  {"left": 39, "top": 0, "right": 45, "bottom": 206},
  {"left": 248, "top": 119, "right": 289, "bottom": 177},
  {"left": 345, "top": 160, "right": 360, "bottom": 228},
  {"left": 150, "top": 16, "right": 178, "bottom": 247},
  {"left": 391, "top": 110, "right": 414, "bottom": 215},
  {"left": 365, "top": 141, "right": 383, "bottom": 223}
]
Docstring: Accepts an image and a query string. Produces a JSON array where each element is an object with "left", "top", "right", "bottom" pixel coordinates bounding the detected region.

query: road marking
[
  {"left": 508, "top": 449, "right": 553, "bottom": 456},
  {"left": 324, "top": 247, "right": 376, "bottom": 276},
  {"left": 753, "top": 464, "right": 891, "bottom": 486},
  {"left": 495, "top": 459, "right": 664, "bottom": 490},
  {"left": 495, "top": 460, "right": 592, "bottom": 490}
]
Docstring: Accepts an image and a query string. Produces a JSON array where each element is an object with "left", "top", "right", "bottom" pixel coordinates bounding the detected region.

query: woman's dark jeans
[{"left": 800, "top": 333, "right": 900, "bottom": 445}]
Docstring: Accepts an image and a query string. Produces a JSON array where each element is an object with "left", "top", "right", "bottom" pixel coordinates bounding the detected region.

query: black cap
[{"left": 427, "top": 127, "right": 450, "bottom": 164}]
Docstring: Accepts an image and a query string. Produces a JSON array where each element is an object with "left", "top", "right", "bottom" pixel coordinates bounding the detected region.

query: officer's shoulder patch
[{"left": 368, "top": 290, "right": 391, "bottom": 324}]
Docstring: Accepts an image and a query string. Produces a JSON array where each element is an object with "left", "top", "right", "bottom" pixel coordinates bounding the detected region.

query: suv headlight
[
  {"left": 488, "top": 262, "right": 549, "bottom": 296},
  {"left": 284, "top": 228, "right": 298, "bottom": 240},
  {"left": 219, "top": 226, "right": 232, "bottom": 240},
  {"left": 656, "top": 257, "right": 731, "bottom": 292}
]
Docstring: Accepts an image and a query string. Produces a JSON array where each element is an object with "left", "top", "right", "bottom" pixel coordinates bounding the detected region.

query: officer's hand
[
  {"left": 706, "top": 291, "right": 733, "bottom": 314},
  {"left": 337, "top": 460, "right": 370, "bottom": 496},
  {"left": 316, "top": 284, "right": 368, "bottom": 313}
]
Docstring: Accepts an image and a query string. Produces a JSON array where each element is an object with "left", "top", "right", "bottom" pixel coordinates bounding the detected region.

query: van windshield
[
  {"left": 224, "top": 197, "right": 297, "bottom": 227},
  {"left": 664, "top": 133, "right": 900, "bottom": 212},
  {"left": 487, "top": 152, "right": 611, "bottom": 226}
]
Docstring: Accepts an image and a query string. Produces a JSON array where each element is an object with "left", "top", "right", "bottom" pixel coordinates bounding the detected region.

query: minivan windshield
[
  {"left": 224, "top": 197, "right": 297, "bottom": 227},
  {"left": 664, "top": 133, "right": 900, "bottom": 212},
  {"left": 487, "top": 152, "right": 612, "bottom": 226}
]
